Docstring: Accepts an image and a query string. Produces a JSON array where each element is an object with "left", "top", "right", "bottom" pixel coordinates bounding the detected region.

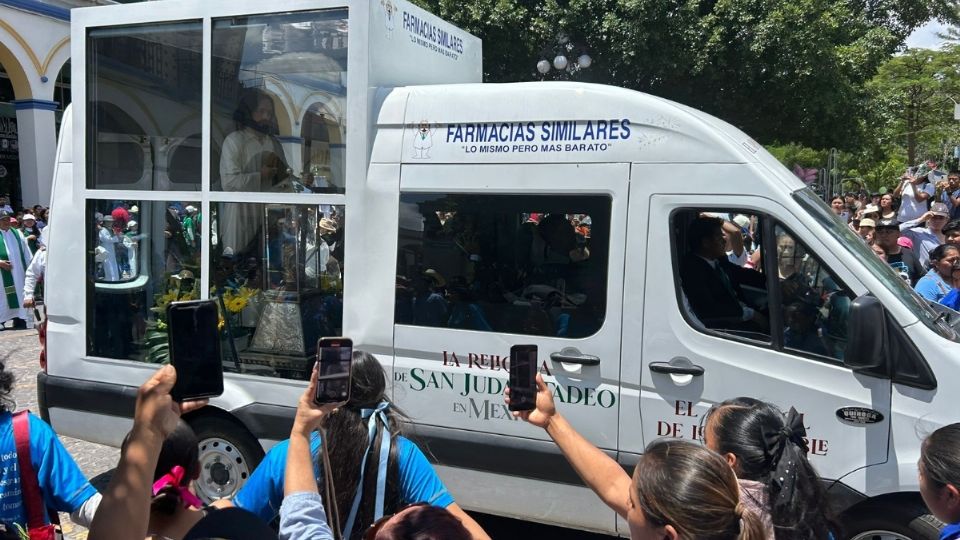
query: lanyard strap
[{"left": 342, "top": 401, "right": 391, "bottom": 537}]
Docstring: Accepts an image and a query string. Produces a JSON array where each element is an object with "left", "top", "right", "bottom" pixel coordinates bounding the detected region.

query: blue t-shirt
[
  {"left": 0, "top": 412, "right": 97, "bottom": 527},
  {"left": 942, "top": 289, "right": 960, "bottom": 311},
  {"left": 235, "top": 433, "right": 454, "bottom": 524},
  {"left": 941, "top": 522, "right": 960, "bottom": 540},
  {"left": 915, "top": 270, "right": 952, "bottom": 302}
]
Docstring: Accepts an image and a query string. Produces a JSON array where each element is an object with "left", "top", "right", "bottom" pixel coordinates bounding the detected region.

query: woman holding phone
[
  {"left": 506, "top": 375, "right": 765, "bottom": 539},
  {"left": 233, "top": 351, "right": 490, "bottom": 540}
]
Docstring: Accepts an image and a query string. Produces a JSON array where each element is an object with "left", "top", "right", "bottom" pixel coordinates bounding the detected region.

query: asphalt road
[{"left": 2, "top": 327, "right": 615, "bottom": 539}]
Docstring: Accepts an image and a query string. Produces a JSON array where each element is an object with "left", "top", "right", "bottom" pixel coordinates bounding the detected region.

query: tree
[
  {"left": 865, "top": 45, "right": 960, "bottom": 164},
  {"left": 412, "top": 0, "right": 958, "bottom": 149}
]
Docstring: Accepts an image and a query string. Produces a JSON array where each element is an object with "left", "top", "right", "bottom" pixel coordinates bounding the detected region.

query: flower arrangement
[
  {"left": 223, "top": 286, "right": 258, "bottom": 314},
  {"left": 142, "top": 271, "right": 200, "bottom": 363}
]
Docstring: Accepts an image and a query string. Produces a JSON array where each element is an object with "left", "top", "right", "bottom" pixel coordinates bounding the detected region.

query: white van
[{"left": 39, "top": 0, "right": 958, "bottom": 537}]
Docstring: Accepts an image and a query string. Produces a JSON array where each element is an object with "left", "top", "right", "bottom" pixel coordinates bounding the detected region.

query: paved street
[{"left": 1, "top": 327, "right": 612, "bottom": 539}]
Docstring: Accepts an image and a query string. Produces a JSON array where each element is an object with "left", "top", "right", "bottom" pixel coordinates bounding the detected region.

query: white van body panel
[
  {"left": 41, "top": 1, "right": 960, "bottom": 529},
  {"left": 373, "top": 82, "right": 762, "bottom": 166}
]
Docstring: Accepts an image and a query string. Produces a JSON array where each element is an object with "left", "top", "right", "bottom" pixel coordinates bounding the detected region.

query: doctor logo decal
[
  {"left": 380, "top": 0, "right": 396, "bottom": 39},
  {"left": 411, "top": 121, "right": 435, "bottom": 159},
  {"left": 394, "top": 349, "right": 616, "bottom": 423}
]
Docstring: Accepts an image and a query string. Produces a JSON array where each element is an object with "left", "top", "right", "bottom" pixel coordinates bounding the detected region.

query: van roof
[{"left": 374, "top": 82, "right": 798, "bottom": 178}]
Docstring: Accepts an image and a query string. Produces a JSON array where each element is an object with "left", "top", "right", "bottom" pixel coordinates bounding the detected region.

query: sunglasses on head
[{"left": 364, "top": 503, "right": 429, "bottom": 540}]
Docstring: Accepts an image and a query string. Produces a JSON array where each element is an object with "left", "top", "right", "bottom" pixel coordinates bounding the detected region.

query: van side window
[
  {"left": 396, "top": 194, "right": 610, "bottom": 338},
  {"left": 676, "top": 211, "right": 770, "bottom": 343},
  {"left": 87, "top": 22, "right": 202, "bottom": 190},
  {"left": 774, "top": 225, "right": 854, "bottom": 362},
  {"left": 210, "top": 202, "right": 345, "bottom": 379},
  {"left": 671, "top": 209, "right": 854, "bottom": 364},
  {"left": 211, "top": 9, "right": 348, "bottom": 194},
  {"left": 87, "top": 200, "right": 201, "bottom": 361}
]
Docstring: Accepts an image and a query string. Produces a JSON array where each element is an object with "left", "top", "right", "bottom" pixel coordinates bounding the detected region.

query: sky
[{"left": 905, "top": 19, "right": 953, "bottom": 49}]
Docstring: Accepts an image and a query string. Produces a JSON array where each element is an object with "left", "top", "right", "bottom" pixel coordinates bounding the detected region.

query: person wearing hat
[
  {"left": 875, "top": 218, "right": 924, "bottom": 286},
  {"left": 98, "top": 212, "right": 123, "bottom": 282},
  {"left": 0, "top": 209, "right": 31, "bottom": 329},
  {"left": 305, "top": 218, "right": 341, "bottom": 288},
  {"left": 857, "top": 217, "right": 876, "bottom": 242},
  {"left": 182, "top": 205, "right": 199, "bottom": 250},
  {"left": 900, "top": 202, "right": 952, "bottom": 269},
  {"left": 19, "top": 213, "right": 41, "bottom": 254},
  {"left": 895, "top": 169, "right": 935, "bottom": 223},
  {"left": 860, "top": 203, "right": 880, "bottom": 220},
  {"left": 722, "top": 216, "right": 750, "bottom": 267}
]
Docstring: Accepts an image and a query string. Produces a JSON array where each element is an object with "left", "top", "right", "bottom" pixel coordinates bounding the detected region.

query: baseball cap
[
  {"left": 22, "top": 214, "right": 36, "bottom": 221},
  {"left": 875, "top": 218, "right": 900, "bottom": 230},
  {"left": 0, "top": 209, "right": 11, "bottom": 219},
  {"left": 859, "top": 218, "right": 876, "bottom": 228},
  {"left": 931, "top": 202, "right": 950, "bottom": 218}
]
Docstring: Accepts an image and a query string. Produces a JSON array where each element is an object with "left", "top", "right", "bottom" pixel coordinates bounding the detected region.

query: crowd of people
[
  {"left": 829, "top": 163, "right": 960, "bottom": 309},
  {"left": 0, "top": 353, "right": 957, "bottom": 539},
  {"left": 0, "top": 195, "right": 49, "bottom": 331},
  {"left": 5, "top": 164, "right": 960, "bottom": 538}
]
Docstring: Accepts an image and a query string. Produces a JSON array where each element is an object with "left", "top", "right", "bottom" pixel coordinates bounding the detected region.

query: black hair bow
[{"left": 764, "top": 407, "right": 809, "bottom": 502}]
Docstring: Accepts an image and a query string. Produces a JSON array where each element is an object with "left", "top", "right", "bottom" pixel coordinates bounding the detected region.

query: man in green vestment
[{"left": 0, "top": 209, "right": 31, "bottom": 329}]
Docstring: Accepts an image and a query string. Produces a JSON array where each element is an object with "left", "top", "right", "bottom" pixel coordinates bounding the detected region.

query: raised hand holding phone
[
  {"left": 507, "top": 344, "right": 538, "bottom": 412},
  {"left": 314, "top": 337, "right": 353, "bottom": 405},
  {"left": 293, "top": 364, "right": 340, "bottom": 436},
  {"left": 166, "top": 300, "right": 224, "bottom": 402},
  {"left": 506, "top": 373, "right": 556, "bottom": 429}
]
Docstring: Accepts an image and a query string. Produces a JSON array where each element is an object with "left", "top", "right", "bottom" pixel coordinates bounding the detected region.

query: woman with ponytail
[
  {"left": 701, "top": 397, "right": 836, "bottom": 539},
  {"left": 234, "top": 351, "right": 489, "bottom": 540},
  {"left": 135, "top": 420, "right": 208, "bottom": 540},
  {"left": 507, "top": 376, "right": 765, "bottom": 540}
]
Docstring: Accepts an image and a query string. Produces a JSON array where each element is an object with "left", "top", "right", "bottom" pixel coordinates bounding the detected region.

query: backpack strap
[{"left": 12, "top": 411, "right": 58, "bottom": 529}]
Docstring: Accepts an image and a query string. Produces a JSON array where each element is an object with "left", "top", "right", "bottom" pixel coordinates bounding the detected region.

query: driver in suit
[{"left": 679, "top": 216, "right": 768, "bottom": 332}]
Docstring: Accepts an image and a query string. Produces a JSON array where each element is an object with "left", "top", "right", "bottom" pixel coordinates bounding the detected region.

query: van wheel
[
  {"left": 844, "top": 503, "right": 941, "bottom": 540},
  {"left": 188, "top": 415, "right": 264, "bottom": 503}
]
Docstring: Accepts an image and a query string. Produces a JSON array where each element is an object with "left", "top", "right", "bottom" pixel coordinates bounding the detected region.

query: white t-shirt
[
  {"left": 898, "top": 182, "right": 935, "bottom": 223},
  {"left": 727, "top": 249, "right": 748, "bottom": 267}
]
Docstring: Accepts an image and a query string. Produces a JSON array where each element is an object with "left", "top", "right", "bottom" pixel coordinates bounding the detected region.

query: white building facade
[{"left": 0, "top": 0, "right": 114, "bottom": 209}]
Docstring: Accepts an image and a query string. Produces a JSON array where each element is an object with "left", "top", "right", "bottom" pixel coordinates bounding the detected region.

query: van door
[
  {"left": 631, "top": 186, "right": 891, "bottom": 485},
  {"left": 392, "top": 163, "right": 628, "bottom": 532}
]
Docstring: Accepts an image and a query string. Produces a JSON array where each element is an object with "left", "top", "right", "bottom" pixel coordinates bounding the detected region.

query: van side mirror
[{"left": 844, "top": 295, "right": 887, "bottom": 371}]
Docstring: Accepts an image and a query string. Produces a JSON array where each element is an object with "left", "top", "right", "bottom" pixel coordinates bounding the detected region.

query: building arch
[
  {"left": 44, "top": 37, "right": 71, "bottom": 86},
  {"left": 0, "top": 40, "right": 32, "bottom": 99}
]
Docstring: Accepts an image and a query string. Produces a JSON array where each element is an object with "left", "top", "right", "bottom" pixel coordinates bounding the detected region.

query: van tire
[
  {"left": 188, "top": 414, "right": 265, "bottom": 503},
  {"left": 843, "top": 502, "right": 942, "bottom": 540}
]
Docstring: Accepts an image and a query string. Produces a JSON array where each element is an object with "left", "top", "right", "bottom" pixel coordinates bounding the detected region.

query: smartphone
[
  {"left": 508, "top": 344, "right": 538, "bottom": 411},
  {"left": 315, "top": 337, "right": 353, "bottom": 404},
  {"left": 166, "top": 300, "right": 224, "bottom": 402}
]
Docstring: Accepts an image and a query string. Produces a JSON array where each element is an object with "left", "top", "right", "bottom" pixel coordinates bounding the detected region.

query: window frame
[
  {"left": 78, "top": 5, "right": 353, "bottom": 327},
  {"left": 669, "top": 207, "right": 858, "bottom": 367},
  {"left": 394, "top": 191, "right": 615, "bottom": 339}
]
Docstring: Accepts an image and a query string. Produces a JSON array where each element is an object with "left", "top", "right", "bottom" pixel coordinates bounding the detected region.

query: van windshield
[{"left": 793, "top": 187, "right": 960, "bottom": 343}]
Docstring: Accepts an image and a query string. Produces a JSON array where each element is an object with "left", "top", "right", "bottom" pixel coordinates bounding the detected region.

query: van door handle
[
  {"left": 649, "top": 357, "right": 704, "bottom": 376},
  {"left": 550, "top": 347, "right": 600, "bottom": 366}
]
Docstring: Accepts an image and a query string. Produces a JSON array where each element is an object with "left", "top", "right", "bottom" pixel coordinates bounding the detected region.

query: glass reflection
[
  {"left": 212, "top": 9, "right": 348, "bottom": 194},
  {"left": 87, "top": 22, "right": 203, "bottom": 190},
  {"left": 212, "top": 203, "right": 344, "bottom": 379},
  {"left": 87, "top": 200, "right": 201, "bottom": 361}
]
